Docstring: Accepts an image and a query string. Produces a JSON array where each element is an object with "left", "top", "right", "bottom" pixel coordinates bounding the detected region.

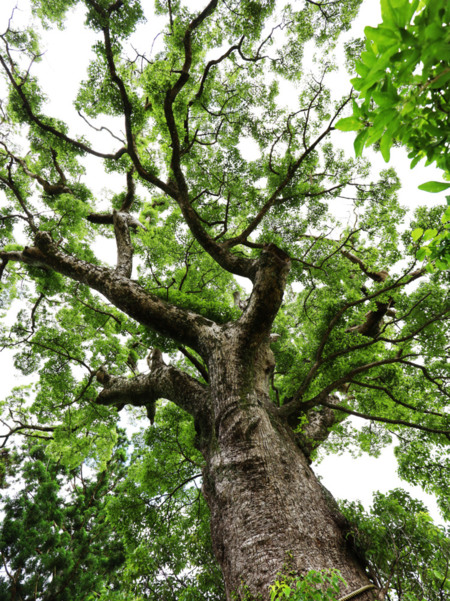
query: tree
[
  {"left": 0, "top": 1, "right": 448, "bottom": 599},
  {"left": 335, "top": 0, "right": 450, "bottom": 268},
  {"left": 0, "top": 435, "right": 127, "bottom": 599}
]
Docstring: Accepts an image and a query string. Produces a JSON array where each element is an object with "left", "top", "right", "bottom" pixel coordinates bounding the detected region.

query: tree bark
[{"left": 198, "top": 335, "right": 375, "bottom": 601}]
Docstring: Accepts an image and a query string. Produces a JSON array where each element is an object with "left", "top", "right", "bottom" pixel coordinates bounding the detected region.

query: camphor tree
[{"left": 0, "top": 0, "right": 448, "bottom": 599}]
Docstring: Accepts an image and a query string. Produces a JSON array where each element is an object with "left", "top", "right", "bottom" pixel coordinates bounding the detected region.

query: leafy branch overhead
[
  {"left": 336, "top": 0, "right": 450, "bottom": 268},
  {"left": 0, "top": 0, "right": 448, "bottom": 599}
]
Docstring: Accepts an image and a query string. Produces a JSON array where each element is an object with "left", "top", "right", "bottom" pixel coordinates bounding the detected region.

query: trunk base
[{"left": 202, "top": 402, "right": 375, "bottom": 601}]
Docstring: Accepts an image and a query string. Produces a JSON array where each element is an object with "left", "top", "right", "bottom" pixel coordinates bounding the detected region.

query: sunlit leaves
[
  {"left": 336, "top": 0, "right": 450, "bottom": 176},
  {"left": 419, "top": 181, "right": 450, "bottom": 193},
  {"left": 0, "top": 2, "right": 449, "bottom": 597},
  {"left": 105, "top": 404, "right": 225, "bottom": 600}
]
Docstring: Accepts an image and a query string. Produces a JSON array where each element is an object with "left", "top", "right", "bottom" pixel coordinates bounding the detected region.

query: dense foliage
[
  {"left": 0, "top": 412, "right": 224, "bottom": 600},
  {"left": 0, "top": 436, "right": 127, "bottom": 599},
  {"left": 0, "top": 0, "right": 448, "bottom": 599},
  {"left": 341, "top": 490, "right": 450, "bottom": 601}
]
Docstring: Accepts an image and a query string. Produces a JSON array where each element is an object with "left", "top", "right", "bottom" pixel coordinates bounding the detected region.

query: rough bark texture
[
  {"left": 195, "top": 333, "right": 375, "bottom": 601},
  {"left": 1, "top": 221, "right": 381, "bottom": 601}
]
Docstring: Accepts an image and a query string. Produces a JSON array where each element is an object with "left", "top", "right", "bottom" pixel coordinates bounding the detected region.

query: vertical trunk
[{"left": 200, "top": 336, "right": 375, "bottom": 601}]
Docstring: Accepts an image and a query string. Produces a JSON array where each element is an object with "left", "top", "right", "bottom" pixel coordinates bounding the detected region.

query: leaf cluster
[{"left": 341, "top": 489, "right": 450, "bottom": 601}]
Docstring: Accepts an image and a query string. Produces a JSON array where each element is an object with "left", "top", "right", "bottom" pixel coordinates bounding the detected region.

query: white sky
[{"left": 0, "top": 0, "right": 447, "bottom": 522}]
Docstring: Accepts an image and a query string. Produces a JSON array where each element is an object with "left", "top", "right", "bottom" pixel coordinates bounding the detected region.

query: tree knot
[
  {"left": 96, "top": 365, "right": 111, "bottom": 386},
  {"left": 34, "top": 231, "right": 55, "bottom": 253}
]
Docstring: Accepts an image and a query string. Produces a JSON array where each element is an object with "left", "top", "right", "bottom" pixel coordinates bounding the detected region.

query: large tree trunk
[{"left": 199, "top": 337, "right": 375, "bottom": 601}]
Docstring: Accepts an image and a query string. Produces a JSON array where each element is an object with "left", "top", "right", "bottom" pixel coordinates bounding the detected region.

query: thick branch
[
  {"left": 86, "top": 213, "right": 114, "bottom": 225},
  {"left": 341, "top": 249, "right": 389, "bottom": 283},
  {"left": 113, "top": 210, "right": 133, "bottom": 278},
  {"left": 159, "top": 0, "right": 257, "bottom": 280},
  {"left": 96, "top": 349, "right": 210, "bottom": 419},
  {"left": 346, "top": 300, "right": 394, "bottom": 338},
  {"left": 295, "top": 405, "right": 338, "bottom": 458},
  {"left": 4, "top": 231, "right": 219, "bottom": 354},
  {"left": 237, "top": 244, "right": 291, "bottom": 341}
]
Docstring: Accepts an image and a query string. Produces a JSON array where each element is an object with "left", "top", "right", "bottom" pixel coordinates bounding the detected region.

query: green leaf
[
  {"left": 380, "top": 130, "right": 392, "bottom": 162},
  {"left": 441, "top": 207, "right": 450, "bottom": 223},
  {"left": 354, "top": 128, "right": 370, "bottom": 156},
  {"left": 358, "top": 69, "right": 389, "bottom": 92},
  {"left": 435, "top": 258, "right": 449, "bottom": 270},
  {"left": 416, "top": 247, "right": 427, "bottom": 261},
  {"left": 411, "top": 228, "right": 424, "bottom": 241},
  {"left": 364, "top": 25, "right": 400, "bottom": 49},
  {"left": 373, "top": 108, "right": 399, "bottom": 129},
  {"left": 355, "top": 62, "right": 370, "bottom": 77},
  {"left": 422, "top": 228, "right": 438, "bottom": 242},
  {"left": 351, "top": 99, "right": 361, "bottom": 117},
  {"left": 334, "top": 116, "right": 363, "bottom": 132},
  {"left": 409, "top": 155, "right": 423, "bottom": 169},
  {"left": 350, "top": 76, "right": 364, "bottom": 91},
  {"left": 418, "top": 181, "right": 450, "bottom": 193},
  {"left": 360, "top": 49, "right": 377, "bottom": 68},
  {"left": 365, "top": 123, "right": 387, "bottom": 147}
]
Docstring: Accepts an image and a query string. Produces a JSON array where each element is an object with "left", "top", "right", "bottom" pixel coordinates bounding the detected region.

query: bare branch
[
  {"left": 77, "top": 110, "right": 126, "bottom": 144},
  {"left": 318, "top": 398, "right": 450, "bottom": 438}
]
